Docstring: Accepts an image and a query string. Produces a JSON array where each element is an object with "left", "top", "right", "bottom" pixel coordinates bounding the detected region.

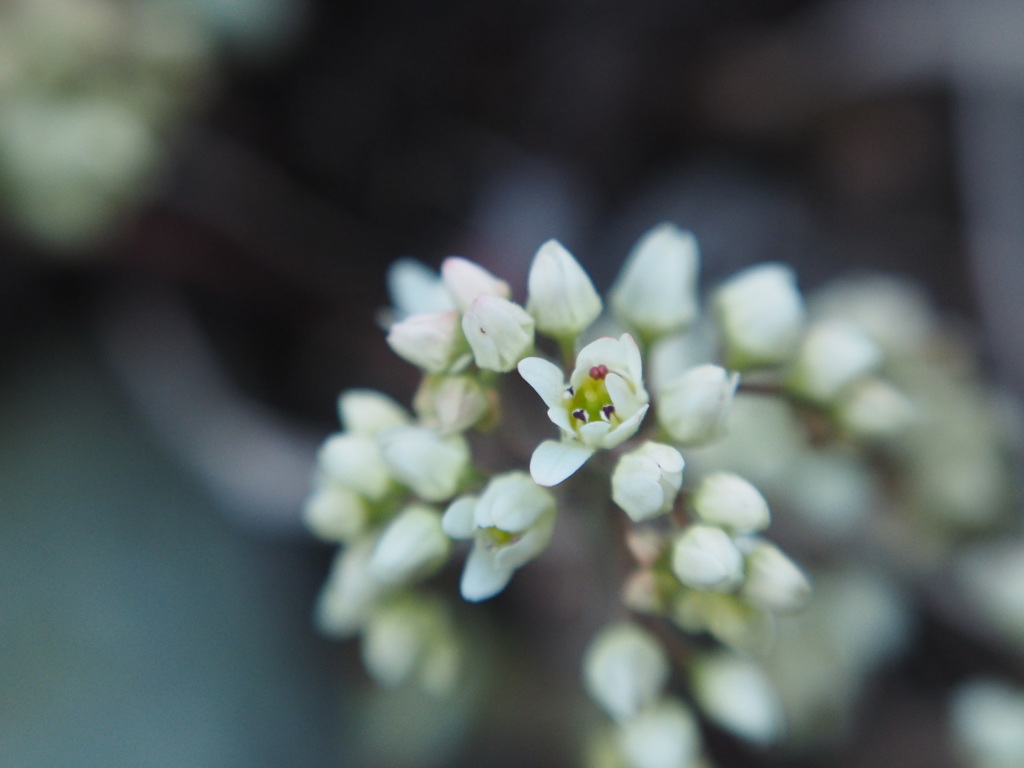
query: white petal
[
  {"left": 605, "top": 371, "right": 644, "bottom": 415},
  {"left": 579, "top": 419, "right": 613, "bottom": 445},
  {"left": 441, "top": 495, "right": 478, "bottom": 539},
  {"left": 441, "top": 256, "right": 511, "bottom": 312},
  {"left": 529, "top": 439, "right": 594, "bottom": 486},
  {"left": 517, "top": 356, "right": 567, "bottom": 407},
  {"left": 387, "top": 258, "right": 454, "bottom": 317},
  {"left": 492, "top": 509, "right": 556, "bottom": 570},
  {"left": 460, "top": 545, "right": 514, "bottom": 602},
  {"left": 604, "top": 403, "right": 649, "bottom": 449}
]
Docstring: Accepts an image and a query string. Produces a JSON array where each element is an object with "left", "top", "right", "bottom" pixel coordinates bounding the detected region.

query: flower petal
[
  {"left": 442, "top": 495, "right": 478, "bottom": 539},
  {"left": 461, "top": 544, "right": 514, "bottom": 602},
  {"left": 529, "top": 439, "right": 594, "bottom": 486},
  {"left": 518, "top": 356, "right": 567, "bottom": 407}
]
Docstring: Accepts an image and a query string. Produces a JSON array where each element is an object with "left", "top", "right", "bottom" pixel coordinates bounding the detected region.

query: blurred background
[{"left": 1, "top": 0, "right": 1023, "bottom": 766}]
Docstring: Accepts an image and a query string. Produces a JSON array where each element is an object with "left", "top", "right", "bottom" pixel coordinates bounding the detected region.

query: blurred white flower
[
  {"left": 691, "top": 472, "right": 770, "bottom": 534},
  {"left": 315, "top": 537, "right": 385, "bottom": 638},
  {"left": 519, "top": 334, "right": 650, "bottom": 486},
  {"left": 583, "top": 622, "right": 670, "bottom": 721},
  {"left": 413, "top": 374, "right": 492, "bottom": 435},
  {"left": 612, "top": 442, "right": 685, "bottom": 522},
  {"left": 526, "top": 239, "right": 602, "bottom": 341},
  {"left": 369, "top": 505, "right": 451, "bottom": 585},
  {"left": 788, "top": 321, "right": 882, "bottom": 403},
  {"left": 337, "top": 389, "right": 410, "bottom": 435},
  {"left": 657, "top": 364, "right": 739, "bottom": 446},
  {"left": 441, "top": 255, "right": 511, "bottom": 311},
  {"left": 714, "top": 263, "right": 805, "bottom": 369},
  {"left": 740, "top": 540, "right": 811, "bottom": 613},
  {"left": 691, "top": 652, "right": 785, "bottom": 746},
  {"left": 377, "top": 425, "right": 469, "bottom": 502},
  {"left": 951, "top": 678, "right": 1024, "bottom": 768},
  {"left": 617, "top": 698, "right": 701, "bottom": 768},
  {"left": 672, "top": 525, "right": 744, "bottom": 592},
  {"left": 387, "top": 310, "right": 468, "bottom": 374}
]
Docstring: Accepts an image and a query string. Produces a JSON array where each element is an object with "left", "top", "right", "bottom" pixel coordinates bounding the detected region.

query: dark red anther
[{"left": 589, "top": 364, "right": 609, "bottom": 380}]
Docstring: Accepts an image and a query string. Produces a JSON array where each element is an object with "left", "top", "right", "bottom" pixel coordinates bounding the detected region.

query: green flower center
[{"left": 565, "top": 365, "right": 619, "bottom": 428}]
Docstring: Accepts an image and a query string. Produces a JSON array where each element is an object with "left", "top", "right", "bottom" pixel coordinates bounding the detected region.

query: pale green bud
[
  {"left": 690, "top": 652, "right": 784, "bottom": 746},
  {"left": 691, "top": 472, "right": 770, "bottom": 533},
  {"left": 377, "top": 426, "right": 469, "bottom": 502},
  {"left": 441, "top": 256, "right": 511, "bottom": 311},
  {"left": 526, "top": 239, "right": 602, "bottom": 340},
  {"left": 369, "top": 505, "right": 451, "bottom": 585},
  {"left": 657, "top": 364, "right": 739, "bottom": 446},
  {"left": 714, "top": 263, "right": 805, "bottom": 369},
  {"left": 610, "top": 223, "right": 700, "bottom": 339},
  {"left": 740, "top": 540, "right": 810, "bottom": 613},
  {"left": 583, "top": 622, "right": 670, "bottom": 721},
  {"left": 837, "top": 378, "right": 916, "bottom": 439},
  {"left": 360, "top": 597, "right": 456, "bottom": 692},
  {"left": 616, "top": 698, "right": 701, "bottom": 768},
  {"left": 788, "top": 320, "right": 882, "bottom": 402},
  {"left": 672, "top": 525, "right": 744, "bottom": 592},
  {"left": 303, "top": 482, "right": 368, "bottom": 542},
  {"left": 462, "top": 294, "right": 535, "bottom": 372},
  {"left": 338, "top": 389, "right": 410, "bottom": 435},
  {"left": 413, "top": 374, "right": 492, "bottom": 435},
  {"left": 315, "top": 537, "right": 384, "bottom": 638},
  {"left": 318, "top": 433, "right": 392, "bottom": 501},
  {"left": 386, "top": 310, "right": 467, "bottom": 374},
  {"left": 612, "top": 442, "right": 685, "bottom": 522}
]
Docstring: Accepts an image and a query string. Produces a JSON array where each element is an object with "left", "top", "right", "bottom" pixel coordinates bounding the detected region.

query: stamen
[
  {"left": 601, "top": 405, "right": 616, "bottom": 421},
  {"left": 572, "top": 409, "right": 588, "bottom": 422},
  {"left": 589, "top": 364, "right": 609, "bottom": 380}
]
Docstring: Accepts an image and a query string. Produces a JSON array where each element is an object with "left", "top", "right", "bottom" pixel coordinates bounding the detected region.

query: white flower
[
  {"left": 369, "top": 505, "right": 451, "bottom": 585},
  {"left": 338, "top": 389, "right": 410, "bottom": 435},
  {"left": 610, "top": 223, "right": 700, "bottom": 339},
  {"left": 612, "top": 442, "right": 685, "bottom": 522},
  {"left": 318, "top": 433, "right": 393, "bottom": 501},
  {"left": 526, "top": 239, "right": 602, "bottom": 341},
  {"left": 740, "top": 540, "right": 810, "bottom": 612},
  {"left": 386, "top": 258, "right": 454, "bottom": 319},
  {"left": 315, "top": 537, "right": 384, "bottom": 638},
  {"left": 837, "top": 378, "right": 916, "bottom": 439},
  {"left": 386, "top": 310, "right": 468, "bottom": 374},
  {"left": 442, "top": 472, "right": 557, "bottom": 602},
  {"left": 519, "top": 334, "right": 651, "bottom": 486},
  {"left": 671, "top": 525, "right": 744, "bottom": 592},
  {"left": 583, "top": 622, "right": 671, "bottom": 721},
  {"left": 413, "top": 374, "right": 492, "bottom": 435},
  {"left": 951, "top": 679, "right": 1024, "bottom": 768},
  {"left": 690, "top": 652, "right": 784, "bottom": 746},
  {"left": 788, "top": 321, "right": 882, "bottom": 402},
  {"left": 657, "top": 364, "right": 740, "bottom": 446},
  {"left": 462, "top": 294, "right": 536, "bottom": 372},
  {"left": 377, "top": 425, "right": 469, "bottom": 502},
  {"left": 714, "top": 263, "right": 806, "bottom": 369},
  {"left": 616, "top": 698, "right": 701, "bottom": 768},
  {"left": 441, "top": 256, "right": 511, "bottom": 311},
  {"left": 303, "top": 482, "right": 368, "bottom": 542},
  {"left": 691, "top": 472, "right": 770, "bottom": 533}
]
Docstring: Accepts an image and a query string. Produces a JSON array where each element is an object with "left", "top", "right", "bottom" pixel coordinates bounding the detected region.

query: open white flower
[
  {"left": 612, "top": 442, "right": 685, "bottom": 522},
  {"left": 610, "top": 223, "right": 700, "bottom": 340},
  {"left": 442, "top": 471, "right": 557, "bottom": 602},
  {"left": 519, "top": 334, "right": 650, "bottom": 486},
  {"left": 526, "top": 239, "right": 602, "bottom": 341}
]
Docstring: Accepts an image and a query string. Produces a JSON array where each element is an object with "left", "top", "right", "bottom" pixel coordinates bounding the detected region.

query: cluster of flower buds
[{"left": 303, "top": 221, "right": 926, "bottom": 762}]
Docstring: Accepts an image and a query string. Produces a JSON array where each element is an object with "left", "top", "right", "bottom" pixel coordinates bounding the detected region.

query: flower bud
[
  {"left": 612, "top": 442, "right": 685, "bottom": 522},
  {"left": 526, "top": 239, "right": 602, "bottom": 340},
  {"left": 386, "top": 310, "right": 467, "bottom": 374},
  {"left": 386, "top": 257, "right": 454, "bottom": 318},
  {"left": 369, "top": 505, "right": 451, "bottom": 585},
  {"left": 691, "top": 472, "right": 770, "bottom": 533},
  {"left": 951, "top": 679, "right": 1024, "bottom": 768},
  {"left": 610, "top": 223, "right": 700, "bottom": 339},
  {"left": 672, "top": 525, "right": 744, "bottom": 592},
  {"left": 714, "top": 263, "right": 806, "bottom": 369},
  {"left": 788, "top": 321, "right": 882, "bottom": 402},
  {"left": 657, "top": 364, "right": 739, "bottom": 446},
  {"left": 377, "top": 426, "right": 469, "bottom": 502},
  {"left": 473, "top": 471, "right": 556, "bottom": 533},
  {"left": 837, "top": 378, "right": 916, "bottom": 439},
  {"left": 740, "top": 540, "right": 811, "bottom": 613},
  {"left": 583, "top": 622, "right": 670, "bottom": 721},
  {"left": 303, "top": 482, "right": 368, "bottom": 542},
  {"left": 690, "top": 652, "right": 784, "bottom": 746},
  {"left": 462, "top": 294, "right": 535, "bottom": 372},
  {"left": 338, "top": 389, "right": 409, "bottom": 435},
  {"left": 413, "top": 375, "right": 492, "bottom": 435},
  {"left": 616, "top": 698, "right": 700, "bottom": 768},
  {"left": 315, "top": 537, "right": 383, "bottom": 638},
  {"left": 441, "top": 256, "right": 511, "bottom": 311},
  {"left": 360, "top": 597, "right": 455, "bottom": 692},
  {"left": 318, "top": 433, "right": 392, "bottom": 501}
]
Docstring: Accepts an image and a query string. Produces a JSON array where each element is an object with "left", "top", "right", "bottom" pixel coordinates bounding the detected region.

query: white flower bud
[
  {"left": 413, "top": 375, "right": 492, "bottom": 435},
  {"left": 386, "top": 258, "right": 454, "bottom": 318},
  {"left": 612, "top": 442, "right": 685, "bottom": 522},
  {"left": 526, "top": 239, "right": 602, "bottom": 340},
  {"left": 740, "top": 540, "right": 810, "bottom": 613},
  {"left": 303, "top": 482, "right": 368, "bottom": 542},
  {"left": 714, "top": 263, "right": 806, "bottom": 369},
  {"left": 462, "top": 294, "right": 535, "bottom": 372},
  {"left": 610, "top": 223, "right": 700, "bottom": 339},
  {"left": 377, "top": 426, "right": 469, "bottom": 502},
  {"left": 672, "top": 525, "right": 744, "bottom": 592},
  {"left": 583, "top": 622, "right": 670, "bottom": 721},
  {"left": 789, "top": 321, "right": 882, "bottom": 402},
  {"left": 338, "top": 389, "right": 409, "bottom": 435},
  {"left": 691, "top": 472, "right": 770, "bottom": 533},
  {"left": 441, "top": 256, "right": 511, "bottom": 311},
  {"left": 617, "top": 698, "right": 700, "bottom": 768},
  {"left": 690, "top": 652, "right": 784, "bottom": 746},
  {"left": 369, "top": 505, "right": 451, "bottom": 585},
  {"left": 473, "top": 471, "right": 556, "bottom": 533},
  {"left": 318, "top": 433, "right": 392, "bottom": 501},
  {"left": 657, "top": 364, "right": 740, "bottom": 446},
  {"left": 837, "top": 378, "right": 916, "bottom": 439},
  {"left": 386, "top": 310, "right": 466, "bottom": 374},
  {"left": 361, "top": 598, "right": 436, "bottom": 689},
  {"left": 951, "top": 679, "right": 1024, "bottom": 768},
  {"left": 315, "top": 537, "right": 384, "bottom": 638}
]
